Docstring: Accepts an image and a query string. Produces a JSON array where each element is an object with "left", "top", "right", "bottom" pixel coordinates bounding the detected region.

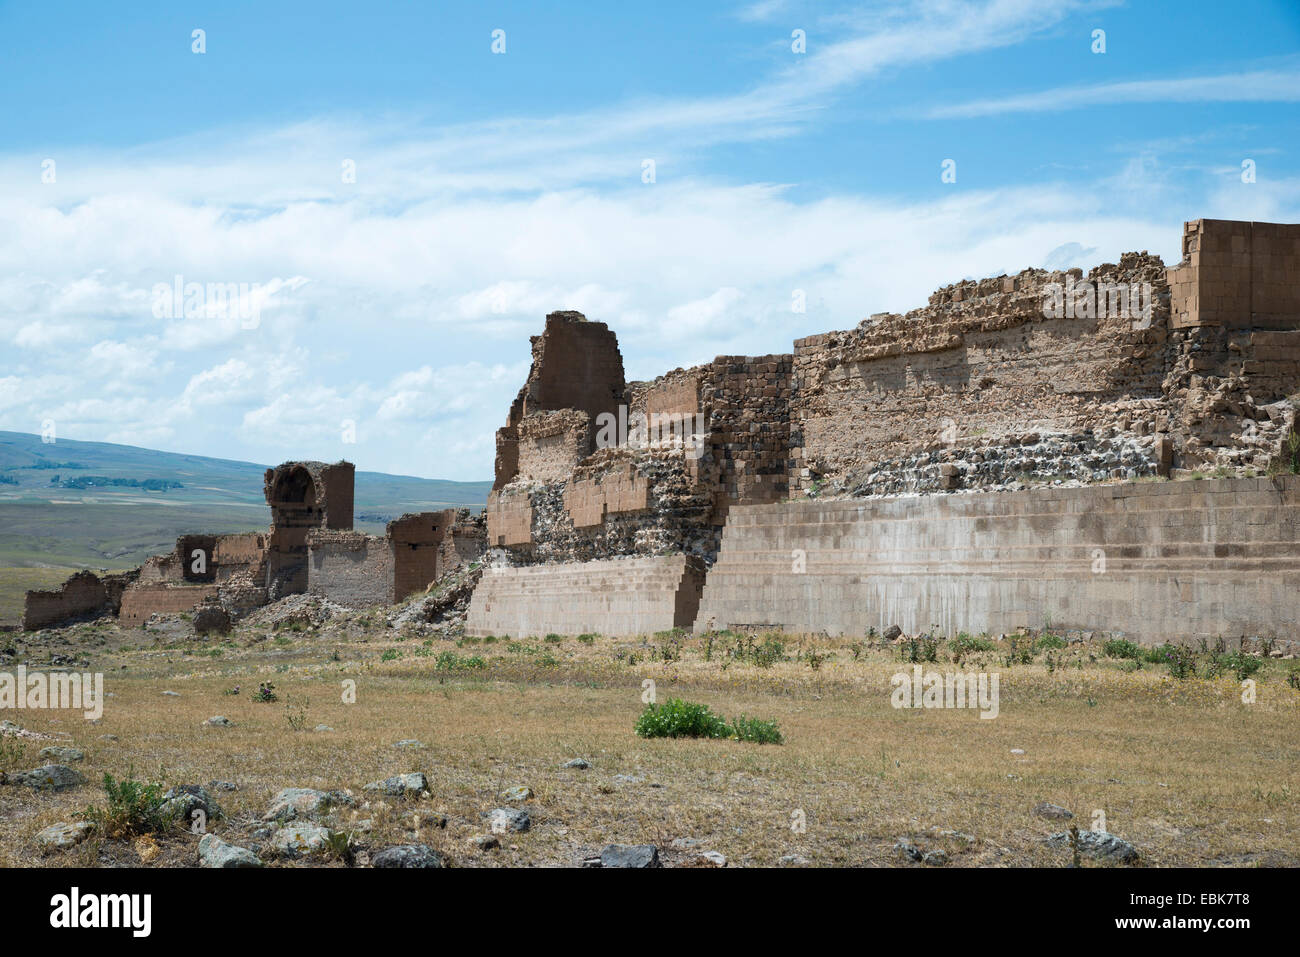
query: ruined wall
[
  {"left": 493, "top": 311, "right": 625, "bottom": 490},
  {"left": 21, "top": 571, "right": 109, "bottom": 631},
  {"left": 388, "top": 510, "right": 457, "bottom": 601},
  {"left": 466, "top": 554, "right": 705, "bottom": 637},
  {"left": 265, "top": 460, "right": 356, "bottom": 597},
  {"left": 791, "top": 254, "right": 1171, "bottom": 496},
  {"left": 515, "top": 410, "right": 593, "bottom": 483},
  {"left": 119, "top": 583, "right": 220, "bottom": 626},
  {"left": 306, "top": 531, "right": 394, "bottom": 607},
  {"left": 696, "top": 474, "right": 1300, "bottom": 646}
]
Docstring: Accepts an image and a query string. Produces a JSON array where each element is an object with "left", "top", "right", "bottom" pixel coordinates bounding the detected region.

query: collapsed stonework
[
  {"left": 468, "top": 218, "right": 1300, "bottom": 644},
  {"left": 23, "top": 460, "right": 486, "bottom": 630}
]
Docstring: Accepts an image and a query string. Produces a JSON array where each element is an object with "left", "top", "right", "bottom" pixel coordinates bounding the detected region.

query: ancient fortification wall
[
  {"left": 696, "top": 475, "right": 1300, "bottom": 645},
  {"left": 25, "top": 459, "right": 486, "bottom": 629},
  {"left": 466, "top": 218, "right": 1300, "bottom": 645},
  {"left": 466, "top": 555, "right": 705, "bottom": 638}
]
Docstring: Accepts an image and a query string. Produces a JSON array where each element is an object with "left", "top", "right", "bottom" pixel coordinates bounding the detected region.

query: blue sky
[{"left": 1, "top": 0, "right": 1298, "bottom": 480}]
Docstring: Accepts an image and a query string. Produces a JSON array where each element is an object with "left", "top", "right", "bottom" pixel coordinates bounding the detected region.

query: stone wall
[
  {"left": 695, "top": 474, "right": 1300, "bottom": 646},
  {"left": 306, "top": 531, "right": 394, "bottom": 607},
  {"left": 466, "top": 554, "right": 705, "bottom": 637},
  {"left": 21, "top": 571, "right": 110, "bottom": 631},
  {"left": 119, "top": 583, "right": 221, "bottom": 626}
]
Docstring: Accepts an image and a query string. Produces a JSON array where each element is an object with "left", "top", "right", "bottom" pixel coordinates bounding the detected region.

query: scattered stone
[
  {"left": 922, "top": 849, "right": 949, "bottom": 866},
  {"left": 1046, "top": 829, "right": 1139, "bottom": 864},
  {"left": 600, "top": 844, "right": 661, "bottom": 869},
  {"left": 883, "top": 624, "right": 902, "bottom": 642},
  {"left": 372, "top": 844, "right": 445, "bottom": 868},
  {"left": 314, "top": 725, "right": 334, "bottom": 733},
  {"left": 5, "top": 765, "right": 85, "bottom": 791},
  {"left": 563, "top": 758, "right": 590, "bottom": 769},
  {"left": 263, "top": 787, "right": 355, "bottom": 823},
  {"left": 1010, "top": 748, "right": 1025, "bottom": 755},
  {"left": 698, "top": 850, "right": 727, "bottom": 867},
  {"left": 613, "top": 774, "right": 644, "bottom": 785},
  {"left": 392, "top": 739, "right": 423, "bottom": 749},
  {"left": 778, "top": 854, "right": 811, "bottom": 866},
  {"left": 0, "top": 720, "right": 22, "bottom": 735},
  {"left": 893, "top": 840, "right": 923, "bottom": 862},
  {"left": 1034, "top": 802, "right": 1074, "bottom": 821},
  {"left": 163, "top": 785, "right": 223, "bottom": 823},
  {"left": 670, "top": 837, "right": 702, "bottom": 849},
  {"left": 486, "top": 808, "right": 530, "bottom": 834},
  {"left": 472, "top": 834, "right": 500, "bottom": 850},
  {"left": 36, "top": 821, "right": 93, "bottom": 852},
  {"left": 208, "top": 780, "right": 238, "bottom": 792},
  {"left": 198, "top": 833, "right": 263, "bottom": 868},
  {"left": 38, "top": 746, "right": 84, "bottom": 763},
  {"left": 500, "top": 785, "right": 533, "bottom": 802},
  {"left": 271, "top": 823, "right": 335, "bottom": 859},
  {"left": 204, "top": 715, "right": 234, "bottom": 727},
  {"left": 99, "top": 734, "right": 118, "bottom": 742},
  {"left": 161, "top": 691, "right": 180, "bottom": 697},
  {"left": 364, "top": 772, "right": 429, "bottom": 798}
]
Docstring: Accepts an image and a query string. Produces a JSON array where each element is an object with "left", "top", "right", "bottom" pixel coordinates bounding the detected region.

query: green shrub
[
  {"left": 544, "top": 633, "right": 563, "bottom": 644},
  {"left": 752, "top": 635, "right": 785, "bottom": 668},
  {"left": 380, "top": 649, "right": 401, "bottom": 661},
  {"left": 1103, "top": 638, "right": 1143, "bottom": 660},
  {"left": 254, "top": 681, "right": 278, "bottom": 702},
  {"left": 434, "top": 651, "right": 487, "bottom": 672},
  {"left": 635, "top": 698, "right": 783, "bottom": 744},
  {"left": 576, "top": 633, "right": 597, "bottom": 644},
  {"left": 1216, "top": 651, "right": 1263, "bottom": 681},
  {"left": 1035, "top": 633, "right": 1066, "bottom": 651},
  {"left": 81, "top": 770, "right": 175, "bottom": 838},
  {"left": 950, "top": 632, "right": 994, "bottom": 662},
  {"left": 1153, "top": 644, "right": 1196, "bottom": 679},
  {"left": 902, "top": 635, "right": 939, "bottom": 664},
  {"left": 730, "top": 715, "right": 784, "bottom": 744}
]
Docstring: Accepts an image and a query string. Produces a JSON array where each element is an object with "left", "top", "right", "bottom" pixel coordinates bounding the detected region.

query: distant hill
[{"left": 0, "top": 431, "right": 492, "bottom": 596}]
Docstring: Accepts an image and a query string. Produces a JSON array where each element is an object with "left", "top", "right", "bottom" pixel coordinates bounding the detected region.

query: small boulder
[
  {"left": 500, "top": 785, "right": 532, "bottom": 802},
  {"left": 271, "top": 823, "right": 335, "bottom": 858},
  {"left": 563, "top": 758, "right": 590, "bottom": 770},
  {"left": 364, "top": 772, "right": 429, "bottom": 798},
  {"left": 6, "top": 765, "right": 85, "bottom": 791},
  {"left": 698, "top": 850, "right": 727, "bottom": 867},
  {"left": 372, "top": 844, "right": 445, "bottom": 868},
  {"left": 882, "top": 624, "right": 903, "bottom": 642},
  {"left": 1046, "top": 829, "right": 1139, "bottom": 864},
  {"left": 263, "top": 787, "right": 354, "bottom": 823},
  {"left": 392, "top": 739, "right": 423, "bottom": 749},
  {"left": 198, "top": 834, "right": 262, "bottom": 868},
  {"left": 486, "top": 808, "right": 530, "bottom": 834},
  {"left": 893, "top": 840, "right": 923, "bottom": 862},
  {"left": 163, "top": 784, "right": 223, "bottom": 823},
  {"left": 36, "top": 821, "right": 93, "bottom": 852},
  {"left": 922, "top": 849, "right": 949, "bottom": 866},
  {"left": 471, "top": 834, "right": 500, "bottom": 850},
  {"left": 38, "top": 746, "right": 84, "bottom": 763},
  {"left": 1034, "top": 802, "right": 1074, "bottom": 821},
  {"left": 600, "top": 844, "right": 661, "bottom": 869},
  {"left": 204, "top": 716, "right": 234, "bottom": 728}
]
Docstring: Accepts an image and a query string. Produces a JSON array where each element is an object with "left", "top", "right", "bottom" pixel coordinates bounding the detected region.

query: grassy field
[{"left": 2, "top": 616, "right": 1297, "bottom": 868}]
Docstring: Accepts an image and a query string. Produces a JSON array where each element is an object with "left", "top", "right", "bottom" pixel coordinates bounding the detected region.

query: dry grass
[{"left": 2, "top": 618, "right": 1298, "bottom": 868}]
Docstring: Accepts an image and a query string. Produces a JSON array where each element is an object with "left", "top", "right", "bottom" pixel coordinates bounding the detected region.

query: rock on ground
[
  {"left": 364, "top": 772, "right": 429, "bottom": 798},
  {"left": 1046, "top": 829, "right": 1139, "bottom": 863},
  {"left": 600, "top": 844, "right": 661, "bottom": 868},
  {"left": 5, "top": 765, "right": 85, "bottom": 791},
  {"left": 263, "top": 787, "right": 355, "bottom": 823},
  {"left": 36, "top": 821, "right": 93, "bottom": 852},
  {"left": 38, "top": 746, "right": 84, "bottom": 763},
  {"left": 198, "top": 834, "right": 263, "bottom": 868},
  {"left": 163, "top": 785, "right": 223, "bottom": 823},
  {"left": 487, "top": 808, "right": 530, "bottom": 833},
  {"left": 1034, "top": 802, "right": 1074, "bottom": 820},
  {"left": 372, "top": 844, "right": 446, "bottom": 868},
  {"left": 271, "top": 823, "right": 335, "bottom": 858}
]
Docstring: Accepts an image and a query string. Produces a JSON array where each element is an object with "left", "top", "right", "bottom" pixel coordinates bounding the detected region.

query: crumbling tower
[{"left": 264, "top": 461, "right": 355, "bottom": 597}]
